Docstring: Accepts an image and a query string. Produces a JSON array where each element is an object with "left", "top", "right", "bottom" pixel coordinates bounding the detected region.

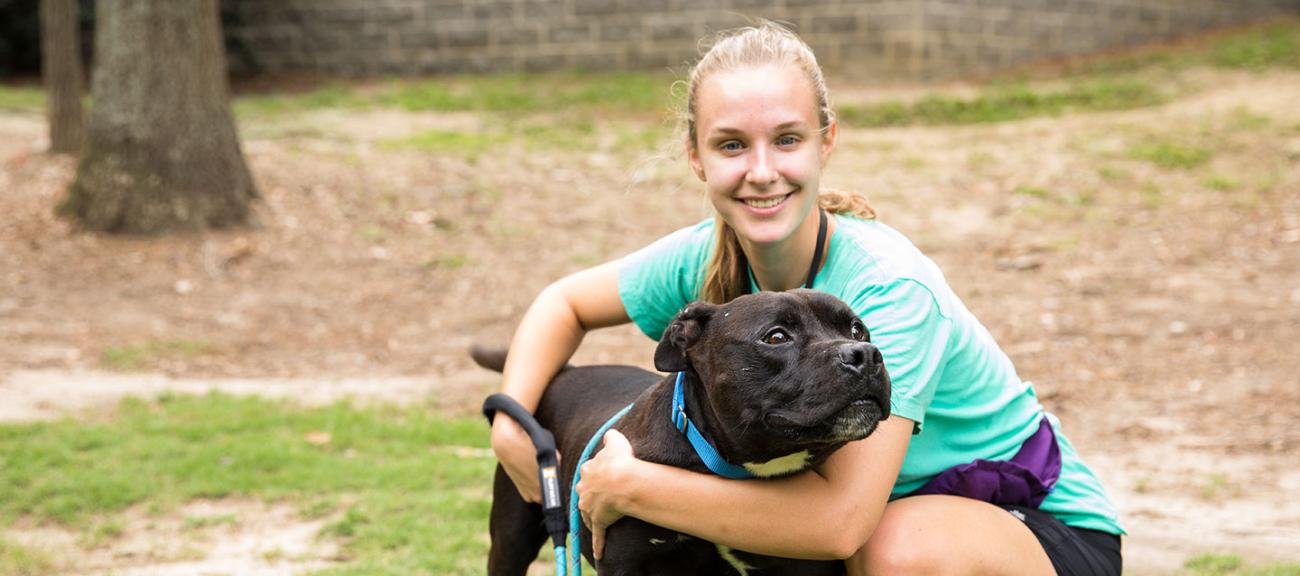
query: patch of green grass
[
  {"left": 1200, "top": 473, "right": 1238, "bottom": 500},
  {"left": 965, "top": 151, "right": 997, "bottom": 170},
  {"left": 0, "top": 394, "right": 495, "bottom": 574},
  {"left": 380, "top": 129, "right": 507, "bottom": 162},
  {"left": 1204, "top": 174, "right": 1242, "bottom": 192},
  {"left": 355, "top": 226, "right": 387, "bottom": 243},
  {"left": 425, "top": 254, "right": 472, "bottom": 270},
  {"left": 182, "top": 513, "right": 237, "bottom": 531},
  {"left": 0, "top": 86, "right": 44, "bottom": 112},
  {"left": 0, "top": 537, "right": 55, "bottom": 576},
  {"left": 1097, "top": 165, "right": 1130, "bottom": 182},
  {"left": 1127, "top": 140, "right": 1213, "bottom": 170},
  {"left": 1179, "top": 553, "right": 1299, "bottom": 576},
  {"left": 838, "top": 78, "right": 1167, "bottom": 128},
  {"left": 901, "top": 155, "right": 928, "bottom": 171},
  {"left": 1139, "top": 182, "right": 1167, "bottom": 209},
  {"left": 614, "top": 125, "right": 665, "bottom": 152},
  {"left": 234, "top": 72, "right": 670, "bottom": 121},
  {"left": 519, "top": 119, "right": 598, "bottom": 150},
  {"left": 1210, "top": 22, "right": 1300, "bottom": 70},
  {"left": 81, "top": 518, "right": 124, "bottom": 548},
  {"left": 377, "top": 72, "right": 667, "bottom": 115},
  {"left": 1062, "top": 18, "right": 1300, "bottom": 76},
  {"left": 1013, "top": 185, "right": 1052, "bottom": 200},
  {"left": 1133, "top": 476, "right": 1152, "bottom": 494},
  {"left": 101, "top": 339, "right": 213, "bottom": 371},
  {"left": 1227, "top": 107, "right": 1271, "bottom": 132},
  {"left": 835, "top": 20, "right": 1300, "bottom": 130},
  {"left": 233, "top": 84, "right": 373, "bottom": 119},
  {"left": 1187, "top": 553, "right": 1245, "bottom": 576},
  {"left": 1069, "top": 188, "right": 1098, "bottom": 208}
]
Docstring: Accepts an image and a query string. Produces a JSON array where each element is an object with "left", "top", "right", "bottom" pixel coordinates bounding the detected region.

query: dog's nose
[{"left": 838, "top": 342, "right": 882, "bottom": 375}]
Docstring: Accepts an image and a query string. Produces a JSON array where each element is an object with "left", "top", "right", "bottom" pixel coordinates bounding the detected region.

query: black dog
[{"left": 475, "top": 289, "right": 891, "bottom": 575}]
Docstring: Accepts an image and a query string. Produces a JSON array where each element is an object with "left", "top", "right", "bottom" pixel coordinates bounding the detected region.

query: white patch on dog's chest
[
  {"left": 716, "top": 544, "right": 754, "bottom": 575},
  {"left": 741, "top": 450, "right": 812, "bottom": 477}
]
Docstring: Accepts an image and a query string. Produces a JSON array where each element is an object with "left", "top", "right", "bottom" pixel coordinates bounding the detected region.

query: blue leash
[
  {"left": 563, "top": 372, "right": 755, "bottom": 574},
  {"left": 566, "top": 403, "right": 635, "bottom": 575}
]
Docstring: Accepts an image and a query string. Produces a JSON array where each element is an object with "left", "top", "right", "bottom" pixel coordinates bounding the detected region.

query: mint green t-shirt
[{"left": 617, "top": 215, "right": 1124, "bottom": 535}]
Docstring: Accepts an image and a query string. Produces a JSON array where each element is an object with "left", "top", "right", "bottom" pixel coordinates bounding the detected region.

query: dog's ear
[{"left": 654, "top": 301, "right": 717, "bottom": 372}]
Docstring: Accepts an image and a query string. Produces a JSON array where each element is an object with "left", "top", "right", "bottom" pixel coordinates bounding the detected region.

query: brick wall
[{"left": 221, "top": 0, "right": 1300, "bottom": 79}]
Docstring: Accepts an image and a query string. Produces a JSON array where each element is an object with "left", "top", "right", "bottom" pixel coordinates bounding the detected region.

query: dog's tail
[
  {"left": 469, "top": 345, "right": 575, "bottom": 374},
  {"left": 469, "top": 344, "right": 508, "bottom": 373}
]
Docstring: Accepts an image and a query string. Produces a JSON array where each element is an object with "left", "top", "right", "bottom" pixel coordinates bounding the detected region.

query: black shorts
[{"left": 1000, "top": 505, "right": 1122, "bottom": 576}]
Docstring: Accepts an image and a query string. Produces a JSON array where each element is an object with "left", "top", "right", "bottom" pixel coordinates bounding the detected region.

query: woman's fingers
[
  {"left": 602, "top": 428, "right": 632, "bottom": 454},
  {"left": 578, "top": 429, "right": 634, "bottom": 560}
]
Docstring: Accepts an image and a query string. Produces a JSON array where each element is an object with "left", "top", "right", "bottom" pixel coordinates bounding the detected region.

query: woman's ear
[
  {"left": 820, "top": 119, "right": 838, "bottom": 166},
  {"left": 686, "top": 135, "right": 706, "bottom": 181}
]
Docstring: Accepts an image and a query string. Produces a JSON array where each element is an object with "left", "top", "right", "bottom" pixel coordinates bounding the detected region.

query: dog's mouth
[{"left": 764, "top": 394, "right": 887, "bottom": 443}]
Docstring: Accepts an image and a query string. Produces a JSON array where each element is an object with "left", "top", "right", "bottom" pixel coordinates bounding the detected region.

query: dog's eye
[
  {"left": 761, "top": 328, "right": 792, "bottom": 345},
  {"left": 850, "top": 322, "right": 867, "bottom": 341}
]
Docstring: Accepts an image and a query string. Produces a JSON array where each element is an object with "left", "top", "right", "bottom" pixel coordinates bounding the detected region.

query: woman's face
[{"left": 688, "top": 64, "right": 836, "bottom": 247}]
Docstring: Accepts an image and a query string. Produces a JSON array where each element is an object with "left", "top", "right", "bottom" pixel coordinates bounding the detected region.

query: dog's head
[{"left": 654, "top": 289, "right": 891, "bottom": 477}]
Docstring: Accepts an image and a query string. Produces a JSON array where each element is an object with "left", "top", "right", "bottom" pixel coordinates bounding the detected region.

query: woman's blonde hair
[{"left": 685, "top": 21, "right": 877, "bottom": 304}]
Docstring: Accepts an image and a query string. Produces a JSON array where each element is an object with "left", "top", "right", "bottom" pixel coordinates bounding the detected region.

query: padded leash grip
[{"left": 482, "top": 393, "right": 567, "bottom": 548}]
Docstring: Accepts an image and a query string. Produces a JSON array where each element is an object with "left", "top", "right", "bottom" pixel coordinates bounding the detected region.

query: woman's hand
[
  {"left": 577, "top": 428, "right": 639, "bottom": 560},
  {"left": 490, "top": 416, "right": 544, "bottom": 503}
]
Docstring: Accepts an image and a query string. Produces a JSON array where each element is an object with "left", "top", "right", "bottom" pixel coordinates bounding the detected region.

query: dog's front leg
[{"left": 487, "top": 465, "right": 549, "bottom": 576}]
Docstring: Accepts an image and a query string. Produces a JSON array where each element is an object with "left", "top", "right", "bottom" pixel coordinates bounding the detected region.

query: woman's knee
[{"left": 848, "top": 507, "right": 950, "bottom": 576}]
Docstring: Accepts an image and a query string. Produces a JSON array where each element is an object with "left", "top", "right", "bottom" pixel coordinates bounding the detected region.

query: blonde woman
[{"left": 492, "top": 22, "right": 1123, "bottom": 575}]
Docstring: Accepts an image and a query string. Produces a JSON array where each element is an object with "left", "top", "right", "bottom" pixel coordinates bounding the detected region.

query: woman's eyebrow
[{"left": 707, "top": 121, "right": 810, "bottom": 137}]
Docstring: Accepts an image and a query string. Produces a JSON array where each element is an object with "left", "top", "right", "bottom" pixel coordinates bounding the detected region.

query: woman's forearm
[
  {"left": 607, "top": 419, "right": 912, "bottom": 560},
  {"left": 622, "top": 461, "right": 861, "bottom": 559}
]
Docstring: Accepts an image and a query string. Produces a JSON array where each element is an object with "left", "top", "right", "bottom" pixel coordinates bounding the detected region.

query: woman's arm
[
  {"left": 491, "top": 261, "right": 631, "bottom": 502},
  {"left": 578, "top": 414, "right": 914, "bottom": 560}
]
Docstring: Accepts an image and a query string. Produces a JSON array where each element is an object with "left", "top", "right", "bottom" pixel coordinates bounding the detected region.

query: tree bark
[
  {"left": 40, "top": 0, "right": 85, "bottom": 154},
  {"left": 60, "top": 0, "right": 257, "bottom": 234}
]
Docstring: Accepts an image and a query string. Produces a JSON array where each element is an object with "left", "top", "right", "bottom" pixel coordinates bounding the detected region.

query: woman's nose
[{"left": 745, "top": 146, "right": 778, "bottom": 185}]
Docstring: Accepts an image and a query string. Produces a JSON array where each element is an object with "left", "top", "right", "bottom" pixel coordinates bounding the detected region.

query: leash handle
[{"left": 482, "top": 394, "right": 567, "bottom": 549}]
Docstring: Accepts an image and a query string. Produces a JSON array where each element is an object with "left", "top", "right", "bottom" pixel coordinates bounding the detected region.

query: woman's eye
[
  {"left": 777, "top": 135, "right": 799, "bottom": 146},
  {"left": 762, "top": 328, "right": 792, "bottom": 345},
  {"left": 720, "top": 140, "right": 744, "bottom": 152}
]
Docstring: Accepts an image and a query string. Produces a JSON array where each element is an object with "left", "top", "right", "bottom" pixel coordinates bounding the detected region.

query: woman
[{"left": 491, "top": 22, "right": 1123, "bottom": 575}]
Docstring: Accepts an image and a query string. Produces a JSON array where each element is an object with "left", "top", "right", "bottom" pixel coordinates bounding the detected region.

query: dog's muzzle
[{"left": 763, "top": 344, "right": 891, "bottom": 443}]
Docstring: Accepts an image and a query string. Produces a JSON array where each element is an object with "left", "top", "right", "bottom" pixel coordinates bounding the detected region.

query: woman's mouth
[{"left": 741, "top": 191, "right": 795, "bottom": 211}]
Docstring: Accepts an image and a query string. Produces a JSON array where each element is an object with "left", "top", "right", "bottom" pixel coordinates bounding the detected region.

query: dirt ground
[{"left": 1, "top": 64, "right": 1298, "bottom": 574}]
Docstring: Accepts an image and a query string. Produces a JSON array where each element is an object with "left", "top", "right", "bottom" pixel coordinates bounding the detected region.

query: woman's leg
[{"left": 848, "top": 495, "right": 1055, "bottom": 576}]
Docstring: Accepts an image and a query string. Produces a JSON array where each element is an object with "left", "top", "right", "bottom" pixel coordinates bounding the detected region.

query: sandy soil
[{"left": 1, "top": 65, "right": 1298, "bottom": 574}]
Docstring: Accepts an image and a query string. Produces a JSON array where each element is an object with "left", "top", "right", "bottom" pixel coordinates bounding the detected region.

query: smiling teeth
[{"left": 745, "top": 196, "right": 784, "bottom": 209}]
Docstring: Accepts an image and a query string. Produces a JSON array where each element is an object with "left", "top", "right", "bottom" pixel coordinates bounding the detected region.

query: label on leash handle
[{"left": 541, "top": 466, "right": 562, "bottom": 510}]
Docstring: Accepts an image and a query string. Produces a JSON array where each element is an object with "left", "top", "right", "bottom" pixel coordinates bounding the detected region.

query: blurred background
[{"left": 1, "top": 1, "right": 1298, "bottom": 575}]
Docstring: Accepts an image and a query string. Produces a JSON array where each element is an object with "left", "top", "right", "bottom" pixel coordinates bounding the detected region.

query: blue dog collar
[{"left": 672, "top": 372, "right": 755, "bottom": 480}]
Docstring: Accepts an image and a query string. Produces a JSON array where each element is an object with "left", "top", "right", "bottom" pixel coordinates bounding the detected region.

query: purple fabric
[{"left": 911, "top": 417, "right": 1061, "bottom": 508}]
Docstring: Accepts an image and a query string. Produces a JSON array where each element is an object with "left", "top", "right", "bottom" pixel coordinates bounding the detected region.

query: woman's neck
[{"left": 739, "top": 209, "right": 834, "bottom": 292}]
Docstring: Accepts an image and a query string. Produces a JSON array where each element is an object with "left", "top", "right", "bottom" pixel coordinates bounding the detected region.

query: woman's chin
[{"left": 732, "top": 221, "right": 797, "bottom": 246}]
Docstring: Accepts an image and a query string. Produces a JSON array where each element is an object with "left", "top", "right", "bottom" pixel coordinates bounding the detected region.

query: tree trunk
[
  {"left": 60, "top": 0, "right": 257, "bottom": 234},
  {"left": 40, "top": 0, "right": 85, "bottom": 154}
]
